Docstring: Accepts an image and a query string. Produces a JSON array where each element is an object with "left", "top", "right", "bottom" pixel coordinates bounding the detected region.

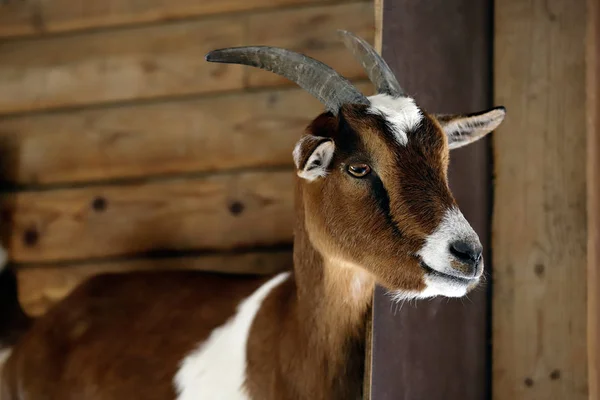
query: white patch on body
[
  {"left": 296, "top": 141, "right": 335, "bottom": 181},
  {"left": 174, "top": 272, "right": 290, "bottom": 400},
  {"left": 327, "top": 257, "right": 373, "bottom": 302},
  {"left": 367, "top": 94, "right": 423, "bottom": 145},
  {"left": 351, "top": 275, "right": 365, "bottom": 299}
]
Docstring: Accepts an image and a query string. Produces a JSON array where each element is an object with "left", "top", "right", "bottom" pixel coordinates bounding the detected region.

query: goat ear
[
  {"left": 435, "top": 107, "right": 506, "bottom": 150},
  {"left": 293, "top": 136, "right": 335, "bottom": 181}
]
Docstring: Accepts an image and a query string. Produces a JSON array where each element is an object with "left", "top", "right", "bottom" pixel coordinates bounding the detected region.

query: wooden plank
[
  {"left": 0, "top": 82, "right": 371, "bottom": 186},
  {"left": 588, "top": 0, "right": 600, "bottom": 396},
  {"left": 0, "top": 0, "right": 356, "bottom": 39},
  {"left": 371, "top": 1, "right": 492, "bottom": 399},
  {"left": 2, "top": 171, "right": 295, "bottom": 263},
  {"left": 493, "top": 0, "right": 588, "bottom": 399},
  {"left": 0, "top": 88, "right": 312, "bottom": 186},
  {"left": 373, "top": 0, "right": 383, "bottom": 53},
  {"left": 362, "top": 2, "right": 381, "bottom": 397},
  {"left": 0, "top": 18, "right": 244, "bottom": 115},
  {"left": 16, "top": 250, "right": 292, "bottom": 316},
  {"left": 246, "top": 2, "right": 374, "bottom": 88},
  {"left": 0, "top": 2, "right": 372, "bottom": 115}
]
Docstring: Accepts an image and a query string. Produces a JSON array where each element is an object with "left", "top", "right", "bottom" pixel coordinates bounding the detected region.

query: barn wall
[
  {"left": 493, "top": 0, "right": 588, "bottom": 398},
  {"left": 588, "top": 0, "right": 600, "bottom": 396},
  {"left": 0, "top": 0, "right": 374, "bottom": 315}
]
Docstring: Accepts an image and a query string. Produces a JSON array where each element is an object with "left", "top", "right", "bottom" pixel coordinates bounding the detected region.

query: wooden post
[
  {"left": 370, "top": 1, "right": 493, "bottom": 398},
  {"left": 362, "top": 2, "right": 383, "bottom": 397},
  {"left": 588, "top": 0, "right": 600, "bottom": 398},
  {"left": 494, "top": 0, "right": 588, "bottom": 399}
]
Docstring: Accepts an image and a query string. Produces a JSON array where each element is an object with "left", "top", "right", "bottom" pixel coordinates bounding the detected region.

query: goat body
[{"left": 0, "top": 32, "right": 505, "bottom": 399}]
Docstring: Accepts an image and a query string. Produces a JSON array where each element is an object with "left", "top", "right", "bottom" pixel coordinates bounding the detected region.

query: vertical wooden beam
[
  {"left": 494, "top": 0, "right": 588, "bottom": 399},
  {"left": 588, "top": 0, "right": 600, "bottom": 398},
  {"left": 362, "top": 1, "right": 383, "bottom": 398},
  {"left": 374, "top": 0, "right": 383, "bottom": 52},
  {"left": 370, "top": 1, "right": 493, "bottom": 399}
]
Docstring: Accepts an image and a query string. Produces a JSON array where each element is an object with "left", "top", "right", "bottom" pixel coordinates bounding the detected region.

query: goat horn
[
  {"left": 338, "top": 30, "right": 405, "bottom": 97},
  {"left": 205, "top": 46, "right": 369, "bottom": 114}
]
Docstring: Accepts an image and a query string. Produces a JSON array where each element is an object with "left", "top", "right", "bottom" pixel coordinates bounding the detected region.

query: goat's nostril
[{"left": 449, "top": 240, "right": 483, "bottom": 265}]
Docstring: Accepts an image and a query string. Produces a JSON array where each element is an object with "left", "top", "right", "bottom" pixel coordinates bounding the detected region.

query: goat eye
[{"left": 347, "top": 163, "right": 371, "bottom": 178}]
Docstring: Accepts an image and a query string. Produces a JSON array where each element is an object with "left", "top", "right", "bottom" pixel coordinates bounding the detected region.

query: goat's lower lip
[{"left": 419, "top": 261, "right": 476, "bottom": 284}]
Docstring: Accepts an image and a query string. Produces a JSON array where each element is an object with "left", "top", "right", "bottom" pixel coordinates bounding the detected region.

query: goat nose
[{"left": 449, "top": 240, "right": 483, "bottom": 272}]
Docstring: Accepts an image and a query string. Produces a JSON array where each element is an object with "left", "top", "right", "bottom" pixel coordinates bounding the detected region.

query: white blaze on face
[
  {"left": 416, "top": 207, "right": 482, "bottom": 298},
  {"left": 367, "top": 94, "right": 423, "bottom": 145}
]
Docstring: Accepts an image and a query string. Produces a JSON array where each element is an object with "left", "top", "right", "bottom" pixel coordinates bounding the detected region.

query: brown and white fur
[{"left": 0, "top": 74, "right": 505, "bottom": 400}]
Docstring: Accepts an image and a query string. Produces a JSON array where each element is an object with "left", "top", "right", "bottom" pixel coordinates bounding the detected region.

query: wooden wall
[
  {"left": 493, "top": 0, "right": 588, "bottom": 399},
  {"left": 588, "top": 0, "right": 600, "bottom": 397},
  {"left": 0, "top": 0, "right": 375, "bottom": 316}
]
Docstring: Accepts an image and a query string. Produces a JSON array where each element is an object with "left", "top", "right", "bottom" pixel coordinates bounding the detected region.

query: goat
[{"left": 0, "top": 31, "right": 505, "bottom": 400}]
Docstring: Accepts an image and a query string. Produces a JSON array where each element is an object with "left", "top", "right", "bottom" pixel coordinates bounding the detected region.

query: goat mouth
[{"left": 419, "top": 261, "right": 476, "bottom": 285}]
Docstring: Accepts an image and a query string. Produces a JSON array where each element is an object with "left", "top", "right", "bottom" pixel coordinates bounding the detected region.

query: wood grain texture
[
  {"left": 362, "top": 2, "right": 381, "bottom": 397},
  {"left": 2, "top": 171, "right": 295, "bottom": 263},
  {"left": 373, "top": 0, "right": 383, "bottom": 54},
  {"left": 493, "top": 0, "right": 588, "bottom": 399},
  {"left": 0, "top": 88, "right": 314, "bottom": 186},
  {"left": 245, "top": 2, "right": 374, "bottom": 88},
  {"left": 0, "top": 2, "right": 372, "bottom": 115},
  {"left": 0, "top": 18, "right": 244, "bottom": 115},
  {"left": 0, "top": 82, "right": 371, "bottom": 186},
  {"left": 0, "top": 0, "right": 355, "bottom": 38},
  {"left": 588, "top": 0, "right": 599, "bottom": 397},
  {"left": 16, "top": 250, "right": 292, "bottom": 316},
  {"left": 371, "top": 1, "right": 492, "bottom": 399}
]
